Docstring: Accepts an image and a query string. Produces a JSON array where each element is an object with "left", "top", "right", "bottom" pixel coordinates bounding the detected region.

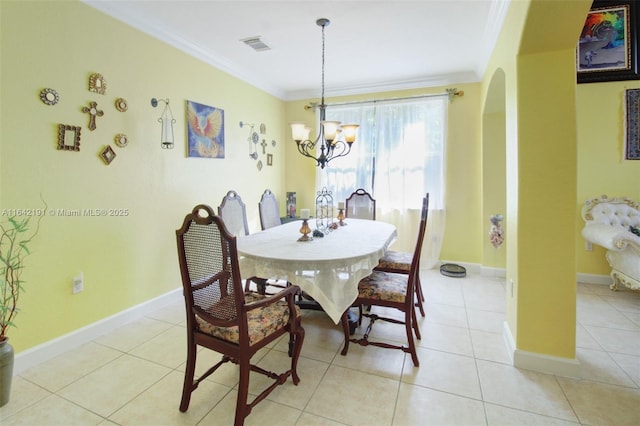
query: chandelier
[{"left": 290, "top": 18, "right": 359, "bottom": 169}]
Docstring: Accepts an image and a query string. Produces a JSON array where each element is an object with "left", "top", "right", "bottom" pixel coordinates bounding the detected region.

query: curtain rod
[{"left": 304, "top": 87, "right": 464, "bottom": 110}]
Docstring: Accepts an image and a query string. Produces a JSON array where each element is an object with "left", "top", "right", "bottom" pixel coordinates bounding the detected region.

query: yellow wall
[
  {"left": 576, "top": 82, "right": 640, "bottom": 274},
  {"left": 1, "top": 1, "right": 286, "bottom": 352}
]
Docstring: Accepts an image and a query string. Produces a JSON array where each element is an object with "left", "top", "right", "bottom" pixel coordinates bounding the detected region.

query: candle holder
[
  {"left": 337, "top": 208, "right": 347, "bottom": 226},
  {"left": 298, "top": 218, "right": 313, "bottom": 242}
]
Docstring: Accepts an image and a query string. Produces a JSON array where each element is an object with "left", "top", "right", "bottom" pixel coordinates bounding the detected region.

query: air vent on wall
[{"left": 241, "top": 36, "right": 271, "bottom": 52}]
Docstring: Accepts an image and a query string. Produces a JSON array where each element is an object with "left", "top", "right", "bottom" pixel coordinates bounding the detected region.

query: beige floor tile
[
  {"left": 416, "top": 320, "right": 474, "bottom": 356},
  {"left": 248, "top": 349, "right": 329, "bottom": 410},
  {"left": 333, "top": 335, "right": 407, "bottom": 380},
  {"left": 200, "top": 390, "right": 302, "bottom": 426},
  {"left": 402, "top": 347, "right": 482, "bottom": 399},
  {"left": 394, "top": 382, "right": 486, "bottom": 426},
  {"left": 93, "top": 317, "right": 174, "bottom": 352},
  {"left": 462, "top": 280, "right": 506, "bottom": 313},
  {"left": 20, "top": 341, "right": 122, "bottom": 392},
  {"left": 558, "top": 376, "right": 640, "bottom": 426},
  {"left": 129, "top": 325, "right": 187, "bottom": 368},
  {"left": 305, "top": 364, "right": 398, "bottom": 425},
  {"left": 422, "top": 303, "right": 469, "bottom": 328},
  {"left": 274, "top": 310, "right": 343, "bottom": 363},
  {"left": 470, "top": 329, "right": 512, "bottom": 364},
  {"left": 575, "top": 323, "right": 603, "bottom": 350},
  {"left": 421, "top": 277, "right": 465, "bottom": 307},
  {"left": 466, "top": 308, "right": 505, "bottom": 333},
  {"left": 2, "top": 394, "right": 104, "bottom": 426},
  {"left": 601, "top": 292, "right": 640, "bottom": 314},
  {"left": 609, "top": 352, "right": 640, "bottom": 387},
  {"left": 146, "top": 300, "right": 187, "bottom": 325},
  {"left": 295, "top": 412, "right": 347, "bottom": 425},
  {"left": 109, "top": 370, "right": 231, "bottom": 425},
  {"left": 477, "top": 360, "right": 577, "bottom": 422},
  {"left": 584, "top": 325, "right": 640, "bottom": 356},
  {"left": 57, "top": 354, "right": 171, "bottom": 417},
  {"left": 0, "top": 376, "right": 51, "bottom": 420},
  {"left": 576, "top": 347, "right": 637, "bottom": 387},
  {"left": 484, "top": 402, "right": 580, "bottom": 425},
  {"left": 578, "top": 300, "right": 640, "bottom": 331}
]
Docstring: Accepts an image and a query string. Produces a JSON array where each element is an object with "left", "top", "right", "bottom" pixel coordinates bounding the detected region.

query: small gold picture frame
[
  {"left": 267, "top": 153, "right": 273, "bottom": 166},
  {"left": 114, "top": 133, "right": 129, "bottom": 148},
  {"left": 100, "top": 145, "right": 116, "bottom": 165},
  {"left": 57, "top": 124, "right": 81, "bottom": 151},
  {"left": 115, "top": 97, "right": 128, "bottom": 112},
  {"left": 88, "top": 73, "right": 106, "bottom": 94}
]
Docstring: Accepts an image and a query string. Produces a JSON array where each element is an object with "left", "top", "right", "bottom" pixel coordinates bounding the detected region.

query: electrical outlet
[
  {"left": 585, "top": 241, "right": 593, "bottom": 251},
  {"left": 72, "top": 272, "right": 84, "bottom": 294}
]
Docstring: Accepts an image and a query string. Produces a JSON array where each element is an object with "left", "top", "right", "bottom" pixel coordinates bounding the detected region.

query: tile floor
[{"left": 1, "top": 270, "right": 639, "bottom": 425}]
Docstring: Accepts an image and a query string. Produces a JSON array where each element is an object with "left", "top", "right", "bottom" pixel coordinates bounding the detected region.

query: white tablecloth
[{"left": 236, "top": 218, "right": 397, "bottom": 323}]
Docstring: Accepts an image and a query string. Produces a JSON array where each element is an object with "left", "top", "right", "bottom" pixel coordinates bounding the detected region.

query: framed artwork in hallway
[{"left": 577, "top": 0, "right": 640, "bottom": 83}]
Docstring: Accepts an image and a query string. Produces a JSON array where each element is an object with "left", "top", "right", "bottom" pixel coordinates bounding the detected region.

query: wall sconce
[{"left": 151, "top": 98, "right": 175, "bottom": 149}]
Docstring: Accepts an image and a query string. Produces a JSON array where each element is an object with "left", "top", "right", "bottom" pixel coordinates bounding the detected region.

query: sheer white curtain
[{"left": 317, "top": 97, "right": 447, "bottom": 268}]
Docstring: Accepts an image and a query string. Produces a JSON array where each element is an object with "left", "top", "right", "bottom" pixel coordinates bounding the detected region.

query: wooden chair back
[
  {"left": 345, "top": 188, "right": 376, "bottom": 220},
  {"left": 217, "top": 190, "right": 249, "bottom": 237}
]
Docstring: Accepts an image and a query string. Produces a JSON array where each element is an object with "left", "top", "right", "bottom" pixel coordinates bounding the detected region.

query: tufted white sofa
[{"left": 581, "top": 195, "right": 640, "bottom": 291}]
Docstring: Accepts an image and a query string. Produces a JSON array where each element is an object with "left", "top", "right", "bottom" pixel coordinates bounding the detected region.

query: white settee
[{"left": 581, "top": 195, "right": 640, "bottom": 291}]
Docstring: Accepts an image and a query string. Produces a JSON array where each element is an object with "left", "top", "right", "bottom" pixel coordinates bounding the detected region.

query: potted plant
[{"left": 0, "top": 212, "right": 42, "bottom": 406}]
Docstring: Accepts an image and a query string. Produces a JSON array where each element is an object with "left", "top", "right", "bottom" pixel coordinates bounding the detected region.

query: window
[{"left": 319, "top": 96, "right": 447, "bottom": 212}]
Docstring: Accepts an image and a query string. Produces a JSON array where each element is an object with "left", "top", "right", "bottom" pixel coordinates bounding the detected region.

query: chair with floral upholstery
[
  {"left": 176, "top": 204, "right": 304, "bottom": 426},
  {"left": 340, "top": 195, "right": 428, "bottom": 366},
  {"left": 375, "top": 193, "right": 429, "bottom": 317}
]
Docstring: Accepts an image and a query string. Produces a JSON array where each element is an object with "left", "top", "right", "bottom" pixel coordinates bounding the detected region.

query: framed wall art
[
  {"left": 186, "top": 100, "right": 224, "bottom": 158},
  {"left": 624, "top": 88, "right": 640, "bottom": 159},
  {"left": 577, "top": 1, "right": 640, "bottom": 83},
  {"left": 57, "top": 124, "right": 81, "bottom": 151}
]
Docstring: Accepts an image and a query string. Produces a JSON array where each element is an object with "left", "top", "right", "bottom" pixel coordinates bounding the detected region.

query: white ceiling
[{"left": 84, "top": 0, "right": 509, "bottom": 101}]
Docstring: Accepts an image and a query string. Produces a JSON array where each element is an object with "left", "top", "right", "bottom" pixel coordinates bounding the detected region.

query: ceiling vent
[{"left": 241, "top": 36, "right": 271, "bottom": 52}]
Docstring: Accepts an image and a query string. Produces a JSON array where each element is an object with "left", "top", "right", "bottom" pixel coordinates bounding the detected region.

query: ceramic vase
[{"left": 0, "top": 337, "right": 14, "bottom": 407}]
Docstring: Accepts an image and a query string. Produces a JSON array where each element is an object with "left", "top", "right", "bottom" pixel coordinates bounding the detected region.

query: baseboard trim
[
  {"left": 14, "top": 288, "right": 182, "bottom": 375},
  {"left": 502, "top": 321, "right": 581, "bottom": 378},
  {"left": 576, "top": 272, "right": 612, "bottom": 286}
]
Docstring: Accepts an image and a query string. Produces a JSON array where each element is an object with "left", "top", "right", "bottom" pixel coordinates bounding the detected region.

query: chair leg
[
  {"left": 290, "top": 319, "right": 305, "bottom": 384},
  {"left": 179, "top": 340, "right": 197, "bottom": 412},
  {"left": 415, "top": 275, "right": 425, "bottom": 317},
  {"left": 411, "top": 303, "right": 421, "bottom": 340},
  {"left": 340, "top": 311, "right": 351, "bottom": 356},
  {"left": 405, "top": 309, "right": 420, "bottom": 367},
  {"left": 235, "top": 358, "right": 251, "bottom": 426}
]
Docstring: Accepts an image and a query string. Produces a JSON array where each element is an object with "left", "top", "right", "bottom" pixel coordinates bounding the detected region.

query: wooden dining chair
[
  {"left": 341, "top": 195, "right": 428, "bottom": 366},
  {"left": 345, "top": 188, "right": 376, "bottom": 220},
  {"left": 375, "top": 193, "right": 429, "bottom": 317},
  {"left": 176, "top": 204, "right": 304, "bottom": 426},
  {"left": 218, "top": 190, "right": 269, "bottom": 293},
  {"left": 258, "top": 189, "right": 282, "bottom": 230},
  {"left": 217, "top": 190, "right": 250, "bottom": 237}
]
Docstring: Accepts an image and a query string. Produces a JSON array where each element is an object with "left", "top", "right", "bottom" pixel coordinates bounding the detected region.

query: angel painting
[{"left": 186, "top": 100, "right": 224, "bottom": 158}]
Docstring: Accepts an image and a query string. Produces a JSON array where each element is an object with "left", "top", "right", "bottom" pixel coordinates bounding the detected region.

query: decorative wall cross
[
  {"left": 261, "top": 139, "right": 267, "bottom": 154},
  {"left": 82, "top": 101, "right": 104, "bottom": 131}
]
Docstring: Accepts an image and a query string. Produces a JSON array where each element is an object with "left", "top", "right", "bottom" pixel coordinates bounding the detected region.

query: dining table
[{"left": 236, "top": 218, "right": 397, "bottom": 324}]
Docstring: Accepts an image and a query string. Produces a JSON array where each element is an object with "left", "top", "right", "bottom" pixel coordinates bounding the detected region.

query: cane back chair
[
  {"left": 217, "top": 190, "right": 250, "bottom": 237},
  {"left": 341, "top": 195, "right": 429, "bottom": 366},
  {"left": 176, "top": 204, "right": 304, "bottom": 426},
  {"left": 258, "top": 189, "right": 282, "bottom": 230},
  {"left": 345, "top": 188, "right": 376, "bottom": 220},
  {"left": 375, "top": 193, "right": 429, "bottom": 317}
]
